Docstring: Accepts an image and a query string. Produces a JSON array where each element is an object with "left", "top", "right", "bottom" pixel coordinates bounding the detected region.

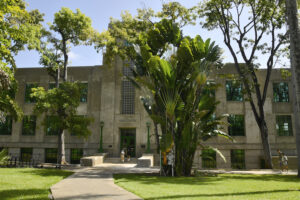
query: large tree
[
  {"left": 0, "top": 0, "right": 43, "bottom": 121},
  {"left": 33, "top": 7, "right": 96, "bottom": 165},
  {"left": 200, "top": 0, "right": 288, "bottom": 168},
  {"left": 96, "top": 3, "right": 229, "bottom": 176},
  {"left": 285, "top": 0, "right": 300, "bottom": 176}
]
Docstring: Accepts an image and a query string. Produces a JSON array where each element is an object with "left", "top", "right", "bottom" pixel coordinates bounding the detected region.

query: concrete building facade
[{"left": 0, "top": 59, "right": 297, "bottom": 169}]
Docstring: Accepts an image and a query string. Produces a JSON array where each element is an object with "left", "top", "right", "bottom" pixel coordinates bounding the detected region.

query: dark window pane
[
  {"left": 273, "top": 82, "right": 289, "bottom": 102},
  {"left": 70, "top": 149, "right": 83, "bottom": 164},
  {"left": 276, "top": 115, "right": 293, "bottom": 136},
  {"left": 25, "top": 83, "right": 38, "bottom": 103},
  {"left": 48, "top": 83, "right": 56, "bottom": 90},
  {"left": 0, "top": 116, "right": 12, "bottom": 135},
  {"left": 226, "top": 80, "right": 243, "bottom": 101},
  {"left": 22, "top": 115, "right": 36, "bottom": 135},
  {"left": 231, "top": 149, "right": 245, "bottom": 169},
  {"left": 46, "top": 116, "right": 60, "bottom": 136},
  {"left": 21, "top": 148, "right": 33, "bottom": 162},
  {"left": 79, "top": 83, "right": 88, "bottom": 103},
  {"left": 45, "top": 148, "right": 57, "bottom": 163},
  {"left": 228, "top": 115, "right": 245, "bottom": 136},
  {"left": 202, "top": 149, "right": 216, "bottom": 168}
]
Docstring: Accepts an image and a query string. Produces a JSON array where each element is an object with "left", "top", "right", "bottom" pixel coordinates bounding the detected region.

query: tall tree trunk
[
  {"left": 286, "top": 0, "right": 300, "bottom": 177},
  {"left": 57, "top": 130, "right": 66, "bottom": 166},
  {"left": 258, "top": 119, "right": 273, "bottom": 168}
]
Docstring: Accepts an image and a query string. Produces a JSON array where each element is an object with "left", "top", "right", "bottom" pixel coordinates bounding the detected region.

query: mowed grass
[
  {"left": 0, "top": 168, "right": 73, "bottom": 200},
  {"left": 114, "top": 173, "right": 300, "bottom": 200}
]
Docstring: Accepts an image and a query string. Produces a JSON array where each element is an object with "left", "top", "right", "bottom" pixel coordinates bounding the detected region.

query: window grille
[
  {"left": 273, "top": 82, "right": 289, "bottom": 102},
  {"left": 202, "top": 149, "right": 217, "bottom": 168},
  {"left": 121, "top": 80, "right": 135, "bottom": 114},
  {"left": 276, "top": 115, "right": 293, "bottom": 136},
  {"left": 45, "top": 116, "right": 60, "bottom": 136},
  {"left": 226, "top": 80, "right": 243, "bottom": 101},
  {"left": 22, "top": 115, "right": 36, "bottom": 136},
  {"left": 21, "top": 148, "right": 33, "bottom": 162},
  {"left": 45, "top": 148, "right": 57, "bottom": 163},
  {"left": 231, "top": 149, "right": 245, "bottom": 169},
  {"left": 123, "top": 60, "right": 134, "bottom": 77},
  {"left": 0, "top": 116, "right": 12, "bottom": 135},
  {"left": 70, "top": 149, "right": 83, "bottom": 164},
  {"left": 79, "top": 83, "right": 88, "bottom": 103},
  {"left": 228, "top": 114, "right": 245, "bottom": 136}
]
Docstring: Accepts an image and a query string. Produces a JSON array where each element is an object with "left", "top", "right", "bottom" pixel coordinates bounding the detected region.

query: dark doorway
[{"left": 120, "top": 128, "right": 136, "bottom": 157}]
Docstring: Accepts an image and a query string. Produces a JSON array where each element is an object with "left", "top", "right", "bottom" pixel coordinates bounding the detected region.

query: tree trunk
[
  {"left": 286, "top": 0, "right": 300, "bottom": 177},
  {"left": 57, "top": 130, "right": 66, "bottom": 166},
  {"left": 154, "top": 123, "right": 160, "bottom": 153},
  {"left": 258, "top": 120, "right": 273, "bottom": 168}
]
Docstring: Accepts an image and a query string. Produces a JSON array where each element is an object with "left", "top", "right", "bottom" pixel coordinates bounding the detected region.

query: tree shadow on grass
[
  {"left": 219, "top": 174, "right": 300, "bottom": 183},
  {"left": 0, "top": 188, "right": 48, "bottom": 200},
  {"left": 114, "top": 173, "right": 300, "bottom": 187},
  {"left": 21, "top": 168, "right": 73, "bottom": 178},
  {"left": 114, "top": 173, "right": 225, "bottom": 186},
  {"left": 143, "top": 189, "right": 299, "bottom": 200}
]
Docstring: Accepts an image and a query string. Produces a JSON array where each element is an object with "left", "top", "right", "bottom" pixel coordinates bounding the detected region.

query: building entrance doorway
[{"left": 120, "top": 128, "right": 136, "bottom": 157}]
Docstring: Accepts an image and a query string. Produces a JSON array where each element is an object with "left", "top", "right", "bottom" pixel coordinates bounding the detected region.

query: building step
[{"left": 104, "top": 157, "right": 137, "bottom": 164}]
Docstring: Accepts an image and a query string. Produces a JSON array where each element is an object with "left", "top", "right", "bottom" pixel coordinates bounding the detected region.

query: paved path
[{"left": 51, "top": 164, "right": 159, "bottom": 200}]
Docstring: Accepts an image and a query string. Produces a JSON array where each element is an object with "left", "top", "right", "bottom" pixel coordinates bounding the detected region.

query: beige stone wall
[{"left": 0, "top": 62, "right": 296, "bottom": 168}]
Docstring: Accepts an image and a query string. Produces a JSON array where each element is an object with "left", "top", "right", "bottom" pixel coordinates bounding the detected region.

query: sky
[{"left": 15, "top": 0, "right": 287, "bottom": 68}]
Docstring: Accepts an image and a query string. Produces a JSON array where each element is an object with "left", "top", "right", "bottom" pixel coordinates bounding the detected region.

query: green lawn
[
  {"left": 0, "top": 168, "right": 73, "bottom": 200},
  {"left": 114, "top": 173, "right": 300, "bottom": 200}
]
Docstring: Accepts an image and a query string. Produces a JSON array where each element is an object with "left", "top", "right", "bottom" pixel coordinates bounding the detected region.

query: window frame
[
  {"left": 273, "top": 82, "right": 289, "bottom": 103},
  {"left": 45, "top": 116, "right": 60, "bottom": 136},
  {"left": 202, "top": 149, "right": 217, "bottom": 169},
  {"left": 70, "top": 148, "right": 83, "bottom": 164},
  {"left": 22, "top": 115, "right": 36, "bottom": 136},
  {"left": 0, "top": 116, "right": 12, "bottom": 135},
  {"left": 231, "top": 149, "right": 245, "bottom": 169},
  {"left": 79, "top": 82, "right": 88, "bottom": 103},
  {"left": 276, "top": 115, "right": 293, "bottom": 136},
  {"left": 45, "top": 148, "right": 57, "bottom": 163},
  {"left": 225, "top": 80, "right": 243, "bottom": 102},
  {"left": 228, "top": 114, "right": 245, "bottom": 136}
]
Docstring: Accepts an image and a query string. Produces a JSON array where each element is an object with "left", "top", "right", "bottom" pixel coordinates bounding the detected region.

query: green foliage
[
  {"left": 0, "top": 0, "right": 43, "bottom": 121},
  {"left": 97, "top": 4, "right": 228, "bottom": 175},
  {"left": 31, "top": 82, "right": 92, "bottom": 139},
  {"left": 0, "top": 148, "right": 9, "bottom": 164},
  {"left": 0, "top": 0, "right": 44, "bottom": 68},
  {"left": 0, "top": 63, "right": 22, "bottom": 121}
]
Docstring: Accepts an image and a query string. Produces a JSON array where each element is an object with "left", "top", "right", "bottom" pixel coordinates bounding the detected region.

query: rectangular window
[
  {"left": 45, "top": 148, "right": 57, "bottom": 163},
  {"left": 228, "top": 114, "right": 245, "bottom": 136},
  {"left": 79, "top": 83, "right": 88, "bottom": 103},
  {"left": 0, "top": 116, "right": 12, "bottom": 135},
  {"left": 121, "top": 80, "right": 135, "bottom": 114},
  {"left": 70, "top": 148, "right": 83, "bottom": 164},
  {"left": 46, "top": 116, "right": 60, "bottom": 136},
  {"left": 48, "top": 83, "right": 56, "bottom": 90},
  {"left": 226, "top": 80, "right": 243, "bottom": 101},
  {"left": 22, "top": 115, "right": 36, "bottom": 136},
  {"left": 273, "top": 82, "right": 289, "bottom": 102},
  {"left": 276, "top": 115, "right": 293, "bottom": 136},
  {"left": 202, "top": 149, "right": 216, "bottom": 168},
  {"left": 21, "top": 148, "right": 33, "bottom": 162},
  {"left": 25, "top": 83, "right": 38, "bottom": 103},
  {"left": 231, "top": 149, "right": 245, "bottom": 169}
]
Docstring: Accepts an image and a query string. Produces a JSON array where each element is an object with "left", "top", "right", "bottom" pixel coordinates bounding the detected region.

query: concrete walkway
[{"left": 50, "top": 164, "right": 159, "bottom": 200}]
